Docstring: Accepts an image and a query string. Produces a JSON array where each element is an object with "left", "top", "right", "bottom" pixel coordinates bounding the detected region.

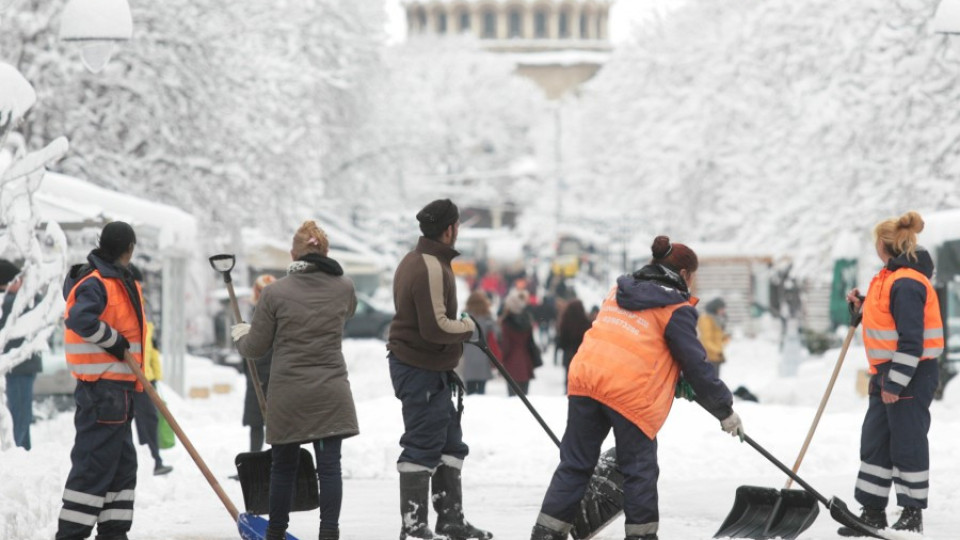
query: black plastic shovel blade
[
  {"left": 714, "top": 486, "right": 818, "bottom": 539},
  {"left": 714, "top": 486, "right": 782, "bottom": 539},
  {"left": 571, "top": 448, "right": 626, "bottom": 540},
  {"left": 235, "top": 449, "right": 319, "bottom": 515},
  {"left": 827, "top": 497, "right": 886, "bottom": 539},
  {"left": 763, "top": 489, "right": 819, "bottom": 539}
]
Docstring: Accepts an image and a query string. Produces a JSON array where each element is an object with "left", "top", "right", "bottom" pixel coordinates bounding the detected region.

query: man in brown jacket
[{"left": 387, "top": 199, "right": 492, "bottom": 540}]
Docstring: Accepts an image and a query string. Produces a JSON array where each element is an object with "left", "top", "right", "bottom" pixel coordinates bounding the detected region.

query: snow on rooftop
[
  {"left": 919, "top": 208, "right": 960, "bottom": 251},
  {"left": 36, "top": 172, "right": 197, "bottom": 252}
]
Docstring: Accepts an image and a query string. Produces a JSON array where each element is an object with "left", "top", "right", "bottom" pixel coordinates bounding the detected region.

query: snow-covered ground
[{"left": 2, "top": 329, "right": 959, "bottom": 540}]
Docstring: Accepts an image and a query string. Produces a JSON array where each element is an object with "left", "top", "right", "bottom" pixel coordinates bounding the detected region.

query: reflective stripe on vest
[
  {"left": 567, "top": 286, "right": 693, "bottom": 438},
  {"left": 64, "top": 270, "right": 145, "bottom": 387},
  {"left": 861, "top": 267, "right": 943, "bottom": 374}
]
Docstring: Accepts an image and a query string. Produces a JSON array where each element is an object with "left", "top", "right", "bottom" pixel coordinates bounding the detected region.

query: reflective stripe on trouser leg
[
  {"left": 539, "top": 397, "right": 611, "bottom": 526},
  {"left": 855, "top": 390, "right": 892, "bottom": 508},
  {"left": 57, "top": 381, "right": 136, "bottom": 540},
  {"left": 889, "top": 360, "right": 936, "bottom": 509}
]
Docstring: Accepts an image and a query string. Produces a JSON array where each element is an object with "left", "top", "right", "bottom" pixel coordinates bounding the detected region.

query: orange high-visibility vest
[
  {"left": 567, "top": 287, "right": 695, "bottom": 438},
  {"left": 862, "top": 267, "right": 943, "bottom": 374},
  {"left": 64, "top": 270, "right": 144, "bottom": 389}
]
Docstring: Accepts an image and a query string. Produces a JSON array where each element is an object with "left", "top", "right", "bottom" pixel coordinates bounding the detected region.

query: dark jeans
[
  {"left": 5, "top": 373, "right": 36, "bottom": 450},
  {"left": 389, "top": 353, "right": 468, "bottom": 469},
  {"left": 131, "top": 381, "right": 162, "bottom": 465},
  {"left": 539, "top": 396, "right": 659, "bottom": 530},
  {"left": 507, "top": 380, "right": 530, "bottom": 397},
  {"left": 466, "top": 380, "right": 486, "bottom": 395},
  {"left": 57, "top": 380, "right": 138, "bottom": 540},
  {"left": 270, "top": 437, "right": 343, "bottom": 531}
]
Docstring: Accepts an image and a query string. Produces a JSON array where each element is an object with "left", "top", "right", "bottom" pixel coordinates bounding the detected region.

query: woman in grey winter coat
[
  {"left": 233, "top": 220, "right": 359, "bottom": 540},
  {"left": 461, "top": 290, "right": 499, "bottom": 394}
]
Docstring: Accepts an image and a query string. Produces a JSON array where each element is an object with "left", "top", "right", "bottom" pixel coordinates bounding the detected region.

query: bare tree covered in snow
[
  {"left": 576, "top": 0, "right": 960, "bottom": 277},
  {"left": 336, "top": 36, "right": 547, "bottom": 214},
  {"left": 1, "top": 0, "right": 383, "bottom": 237}
]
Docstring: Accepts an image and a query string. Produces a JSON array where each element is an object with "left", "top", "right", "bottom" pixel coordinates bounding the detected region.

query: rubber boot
[
  {"left": 891, "top": 507, "right": 922, "bottom": 533},
  {"left": 400, "top": 471, "right": 449, "bottom": 540},
  {"left": 318, "top": 528, "right": 340, "bottom": 540},
  {"left": 265, "top": 524, "right": 287, "bottom": 540},
  {"left": 530, "top": 523, "right": 566, "bottom": 540},
  {"left": 432, "top": 464, "right": 493, "bottom": 539},
  {"left": 837, "top": 506, "right": 887, "bottom": 537},
  {"left": 625, "top": 535, "right": 658, "bottom": 540}
]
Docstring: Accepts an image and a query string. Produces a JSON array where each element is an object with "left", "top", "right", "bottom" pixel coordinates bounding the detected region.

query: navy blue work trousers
[
  {"left": 56, "top": 380, "right": 138, "bottom": 540},
  {"left": 389, "top": 353, "right": 468, "bottom": 469},
  {"left": 539, "top": 396, "right": 659, "bottom": 530},
  {"left": 855, "top": 359, "right": 937, "bottom": 509}
]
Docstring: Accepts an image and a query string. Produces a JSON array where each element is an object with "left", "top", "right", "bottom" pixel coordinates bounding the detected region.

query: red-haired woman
[{"left": 531, "top": 236, "right": 741, "bottom": 540}]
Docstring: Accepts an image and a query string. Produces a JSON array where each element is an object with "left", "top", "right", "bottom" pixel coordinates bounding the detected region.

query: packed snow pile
[{"left": 2, "top": 333, "right": 959, "bottom": 539}]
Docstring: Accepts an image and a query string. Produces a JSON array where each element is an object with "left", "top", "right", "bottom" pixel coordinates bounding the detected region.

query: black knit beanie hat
[
  {"left": 416, "top": 199, "right": 459, "bottom": 239},
  {"left": 98, "top": 221, "right": 137, "bottom": 262}
]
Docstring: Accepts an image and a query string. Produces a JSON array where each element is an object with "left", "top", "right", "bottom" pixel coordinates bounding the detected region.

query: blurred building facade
[{"left": 401, "top": 0, "right": 613, "bottom": 99}]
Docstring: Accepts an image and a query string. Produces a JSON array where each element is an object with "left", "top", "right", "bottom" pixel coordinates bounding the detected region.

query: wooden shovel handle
[
  {"left": 224, "top": 279, "right": 268, "bottom": 419},
  {"left": 784, "top": 324, "right": 858, "bottom": 488},
  {"left": 123, "top": 351, "right": 240, "bottom": 522}
]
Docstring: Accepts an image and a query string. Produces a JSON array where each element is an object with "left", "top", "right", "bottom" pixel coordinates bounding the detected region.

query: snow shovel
[
  {"left": 121, "top": 351, "right": 280, "bottom": 540},
  {"left": 716, "top": 310, "right": 862, "bottom": 539},
  {"left": 715, "top": 433, "right": 889, "bottom": 540},
  {"left": 465, "top": 315, "right": 623, "bottom": 540},
  {"left": 209, "top": 254, "right": 320, "bottom": 516}
]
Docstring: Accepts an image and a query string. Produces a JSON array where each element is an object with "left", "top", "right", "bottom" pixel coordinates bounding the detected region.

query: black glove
[
  {"left": 104, "top": 334, "right": 131, "bottom": 361},
  {"left": 848, "top": 293, "right": 865, "bottom": 327}
]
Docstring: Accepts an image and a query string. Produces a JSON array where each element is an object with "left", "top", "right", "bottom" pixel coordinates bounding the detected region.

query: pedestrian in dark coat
[
  {"left": 386, "top": 199, "right": 491, "bottom": 540},
  {"left": 1, "top": 259, "right": 42, "bottom": 451},
  {"left": 500, "top": 287, "right": 538, "bottom": 397},
  {"left": 461, "top": 291, "right": 499, "bottom": 395},
  {"left": 843, "top": 211, "right": 940, "bottom": 535},
  {"left": 242, "top": 274, "right": 275, "bottom": 453},
  {"left": 556, "top": 299, "right": 591, "bottom": 394},
  {"left": 233, "top": 220, "right": 359, "bottom": 540}
]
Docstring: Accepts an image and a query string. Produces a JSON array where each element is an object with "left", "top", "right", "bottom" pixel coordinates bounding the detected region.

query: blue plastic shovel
[{"left": 124, "top": 352, "right": 298, "bottom": 540}]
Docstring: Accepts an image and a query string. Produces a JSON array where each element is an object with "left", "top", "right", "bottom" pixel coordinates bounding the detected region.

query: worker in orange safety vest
[{"left": 56, "top": 221, "right": 145, "bottom": 540}]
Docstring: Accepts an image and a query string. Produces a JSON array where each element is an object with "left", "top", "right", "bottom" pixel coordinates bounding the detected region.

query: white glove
[
  {"left": 231, "top": 323, "right": 251, "bottom": 342},
  {"left": 721, "top": 412, "right": 744, "bottom": 439}
]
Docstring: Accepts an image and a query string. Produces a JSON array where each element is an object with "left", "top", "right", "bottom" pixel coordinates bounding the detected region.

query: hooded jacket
[{"left": 567, "top": 265, "right": 733, "bottom": 438}]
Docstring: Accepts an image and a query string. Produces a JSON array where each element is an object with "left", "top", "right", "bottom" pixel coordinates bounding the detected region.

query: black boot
[
  {"left": 891, "top": 507, "right": 922, "bottom": 533},
  {"left": 530, "top": 523, "right": 566, "bottom": 540},
  {"left": 265, "top": 524, "right": 287, "bottom": 540},
  {"left": 318, "top": 528, "right": 340, "bottom": 540},
  {"left": 837, "top": 506, "right": 887, "bottom": 536},
  {"left": 400, "top": 471, "right": 449, "bottom": 540},
  {"left": 432, "top": 464, "right": 493, "bottom": 540},
  {"left": 625, "top": 536, "right": 658, "bottom": 540}
]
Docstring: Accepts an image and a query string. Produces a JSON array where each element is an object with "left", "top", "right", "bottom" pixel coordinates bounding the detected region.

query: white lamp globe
[
  {"left": 59, "top": 0, "right": 133, "bottom": 73},
  {"left": 935, "top": 0, "right": 960, "bottom": 34}
]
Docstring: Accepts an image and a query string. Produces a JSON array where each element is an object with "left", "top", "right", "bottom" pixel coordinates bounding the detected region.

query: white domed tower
[{"left": 401, "top": 0, "right": 613, "bottom": 99}]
